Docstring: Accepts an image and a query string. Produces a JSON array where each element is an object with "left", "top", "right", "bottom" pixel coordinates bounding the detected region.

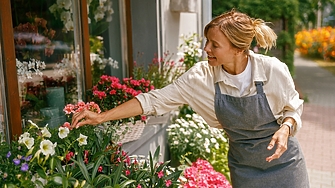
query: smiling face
[{"left": 204, "top": 26, "right": 237, "bottom": 67}]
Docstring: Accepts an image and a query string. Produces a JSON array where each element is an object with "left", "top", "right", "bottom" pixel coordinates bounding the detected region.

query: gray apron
[{"left": 214, "top": 81, "right": 309, "bottom": 188}]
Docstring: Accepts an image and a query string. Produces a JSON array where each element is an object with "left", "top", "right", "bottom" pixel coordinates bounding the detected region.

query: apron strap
[
  {"left": 215, "top": 82, "right": 221, "bottom": 94},
  {"left": 255, "top": 81, "right": 264, "bottom": 94}
]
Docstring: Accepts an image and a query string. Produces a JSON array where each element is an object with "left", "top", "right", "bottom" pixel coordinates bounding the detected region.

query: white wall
[{"left": 159, "top": 0, "right": 202, "bottom": 58}]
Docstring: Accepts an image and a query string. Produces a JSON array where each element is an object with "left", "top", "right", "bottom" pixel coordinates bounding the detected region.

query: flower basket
[{"left": 117, "top": 120, "right": 146, "bottom": 144}]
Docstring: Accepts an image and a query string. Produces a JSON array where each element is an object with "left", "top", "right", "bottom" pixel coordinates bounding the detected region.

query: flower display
[
  {"left": 167, "top": 113, "right": 230, "bottom": 180},
  {"left": 295, "top": 26, "right": 335, "bottom": 61},
  {"left": 0, "top": 101, "right": 182, "bottom": 187},
  {"left": 133, "top": 51, "right": 184, "bottom": 89},
  {"left": 87, "top": 75, "right": 154, "bottom": 124},
  {"left": 180, "top": 159, "right": 232, "bottom": 188}
]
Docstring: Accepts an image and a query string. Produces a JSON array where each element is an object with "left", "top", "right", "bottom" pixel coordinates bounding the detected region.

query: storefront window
[
  {"left": 88, "top": 0, "right": 123, "bottom": 83},
  {"left": 11, "top": 0, "right": 84, "bottom": 128},
  {"left": 0, "top": 38, "right": 7, "bottom": 142}
]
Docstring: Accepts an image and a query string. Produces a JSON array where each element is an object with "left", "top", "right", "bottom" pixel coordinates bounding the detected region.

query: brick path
[{"left": 294, "top": 53, "right": 335, "bottom": 188}]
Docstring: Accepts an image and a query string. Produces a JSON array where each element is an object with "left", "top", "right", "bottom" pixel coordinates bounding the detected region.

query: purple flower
[
  {"left": 6, "top": 151, "right": 11, "bottom": 158},
  {"left": 23, "top": 155, "right": 32, "bottom": 161},
  {"left": 21, "top": 163, "right": 29, "bottom": 172},
  {"left": 13, "top": 158, "right": 21, "bottom": 166}
]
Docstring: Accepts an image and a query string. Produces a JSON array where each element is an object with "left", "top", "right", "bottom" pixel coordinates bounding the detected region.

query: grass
[{"left": 314, "top": 60, "right": 335, "bottom": 76}]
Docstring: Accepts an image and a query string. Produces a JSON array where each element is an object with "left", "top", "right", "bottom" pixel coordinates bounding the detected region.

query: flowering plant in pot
[
  {"left": 87, "top": 75, "right": 155, "bottom": 124},
  {"left": 167, "top": 113, "right": 230, "bottom": 180},
  {"left": 133, "top": 51, "right": 184, "bottom": 89}
]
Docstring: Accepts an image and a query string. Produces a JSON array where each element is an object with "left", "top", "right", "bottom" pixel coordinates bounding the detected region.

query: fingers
[
  {"left": 266, "top": 131, "right": 288, "bottom": 162},
  {"left": 71, "top": 110, "right": 86, "bottom": 129}
]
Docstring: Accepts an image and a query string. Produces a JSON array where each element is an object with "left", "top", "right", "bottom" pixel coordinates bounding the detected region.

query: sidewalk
[{"left": 294, "top": 53, "right": 335, "bottom": 188}]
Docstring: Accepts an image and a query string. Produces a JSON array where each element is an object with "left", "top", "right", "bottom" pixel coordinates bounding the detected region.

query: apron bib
[{"left": 214, "top": 82, "right": 309, "bottom": 188}]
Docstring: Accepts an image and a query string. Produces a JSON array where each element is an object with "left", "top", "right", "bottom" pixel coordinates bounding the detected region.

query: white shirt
[
  {"left": 136, "top": 51, "right": 303, "bottom": 136},
  {"left": 223, "top": 57, "right": 252, "bottom": 96}
]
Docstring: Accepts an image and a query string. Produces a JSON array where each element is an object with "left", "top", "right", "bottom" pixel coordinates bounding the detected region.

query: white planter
[{"left": 170, "top": 0, "right": 198, "bottom": 13}]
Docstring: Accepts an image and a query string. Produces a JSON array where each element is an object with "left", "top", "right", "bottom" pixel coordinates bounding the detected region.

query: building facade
[{"left": 0, "top": 0, "right": 211, "bottom": 151}]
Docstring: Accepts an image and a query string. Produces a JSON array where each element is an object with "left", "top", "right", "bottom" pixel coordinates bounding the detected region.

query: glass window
[
  {"left": 0, "top": 38, "right": 7, "bottom": 142},
  {"left": 11, "top": 0, "right": 84, "bottom": 129},
  {"left": 88, "top": 0, "right": 124, "bottom": 83}
]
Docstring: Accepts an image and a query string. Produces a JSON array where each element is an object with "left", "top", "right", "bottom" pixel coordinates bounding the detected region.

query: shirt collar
[{"left": 213, "top": 50, "right": 268, "bottom": 83}]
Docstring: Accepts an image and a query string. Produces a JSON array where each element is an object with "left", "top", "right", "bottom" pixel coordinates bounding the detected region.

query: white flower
[
  {"left": 64, "top": 20, "right": 74, "bottom": 31},
  {"left": 77, "top": 133, "right": 88, "bottom": 146},
  {"left": 21, "top": 137, "right": 34, "bottom": 149},
  {"left": 215, "top": 143, "right": 220, "bottom": 150},
  {"left": 27, "top": 120, "right": 39, "bottom": 128},
  {"left": 18, "top": 132, "right": 30, "bottom": 143},
  {"left": 58, "top": 127, "right": 70, "bottom": 139},
  {"left": 201, "top": 129, "right": 209, "bottom": 135},
  {"left": 173, "top": 140, "right": 179, "bottom": 145},
  {"left": 60, "top": 11, "right": 72, "bottom": 22},
  {"left": 57, "top": 0, "right": 72, "bottom": 10},
  {"left": 40, "top": 140, "right": 57, "bottom": 156},
  {"left": 196, "top": 133, "right": 202, "bottom": 138},
  {"left": 210, "top": 138, "right": 217, "bottom": 143},
  {"left": 41, "top": 127, "right": 51, "bottom": 138}
]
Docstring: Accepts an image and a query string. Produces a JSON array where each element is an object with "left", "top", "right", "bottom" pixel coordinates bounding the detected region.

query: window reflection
[{"left": 11, "top": 0, "right": 80, "bottom": 128}]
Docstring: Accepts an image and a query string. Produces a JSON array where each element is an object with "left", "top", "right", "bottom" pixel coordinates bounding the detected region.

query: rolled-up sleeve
[{"left": 281, "top": 65, "right": 304, "bottom": 136}]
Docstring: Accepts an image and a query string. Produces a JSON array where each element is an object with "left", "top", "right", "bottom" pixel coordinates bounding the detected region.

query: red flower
[
  {"left": 65, "top": 151, "right": 74, "bottom": 162},
  {"left": 125, "top": 170, "right": 130, "bottom": 176},
  {"left": 98, "top": 166, "right": 103, "bottom": 173},
  {"left": 157, "top": 170, "right": 164, "bottom": 178},
  {"left": 165, "top": 180, "right": 172, "bottom": 187}
]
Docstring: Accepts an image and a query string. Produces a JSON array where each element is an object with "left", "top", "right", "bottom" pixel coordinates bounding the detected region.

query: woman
[{"left": 72, "top": 9, "right": 309, "bottom": 187}]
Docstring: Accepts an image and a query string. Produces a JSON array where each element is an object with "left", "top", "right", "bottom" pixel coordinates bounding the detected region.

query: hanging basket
[{"left": 117, "top": 120, "right": 146, "bottom": 144}]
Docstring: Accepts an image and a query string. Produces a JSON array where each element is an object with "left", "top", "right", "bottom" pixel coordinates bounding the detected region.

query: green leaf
[
  {"left": 112, "top": 161, "right": 124, "bottom": 186},
  {"left": 62, "top": 176, "right": 69, "bottom": 188},
  {"left": 36, "top": 166, "right": 47, "bottom": 179},
  {"left": 51, "top": 174, "right": 63, "bottom": 185},
  {"left": 119, "top": 180, "right": 136, "bottom": 188},
  {"left": 71, "top": 153, "right": 92, "bottom": 184},
  {"left": 91, "top": 155, "right": 104, "bottom": 180},
  {"left": 94, "top": 174, "right": 111, "bottom": 185}
]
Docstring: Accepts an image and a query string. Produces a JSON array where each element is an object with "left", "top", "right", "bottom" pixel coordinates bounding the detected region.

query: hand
[
  {"left": 266, "top": 125, "right": 290, "bottom": 162},
  {"left": 71, "top": 109, "right": 102, "bottom": 129}
]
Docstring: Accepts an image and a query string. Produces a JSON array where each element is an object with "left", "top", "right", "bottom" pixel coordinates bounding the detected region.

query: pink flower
[
  {"left": 157, "top": 170, "right": 164, "bottom": 178},
  {"left": 62, "top": 122, "right": 71, "bottom": 128},
  {"left": 98, "top": 166, "right": 103, "bottom": 173},
  {"left": 125, "top": 170, "right": 130, "bottom": 176},
  {"left": 137, "top": 184, "right": 141, "bottom": 188},
  {"left": 165, "top": 179, "right": 172, "bottom": 187},
  {"left": 63, "top": 104, "right": 75, "bottom": 114},
  {"left": 182, "top": 159, "right": 232, "bottom": 188}
]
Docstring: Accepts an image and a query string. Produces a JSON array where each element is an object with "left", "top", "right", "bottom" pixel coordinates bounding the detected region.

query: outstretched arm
[{"left": 71, "top": 98, "right": 143, "bottom": 129}]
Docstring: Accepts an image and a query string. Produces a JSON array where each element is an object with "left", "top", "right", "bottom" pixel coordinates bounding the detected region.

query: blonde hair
[{"left": 204, "top": 9, "right": 277, "bottom": 54}]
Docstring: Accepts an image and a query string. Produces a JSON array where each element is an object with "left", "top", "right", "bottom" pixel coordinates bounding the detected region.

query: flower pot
[
  {"left": 147, "top": 112, "right": 171, "bottom": 125},
  {"left": 170, "top": 0, "right": 198, "bottom": 13}
]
